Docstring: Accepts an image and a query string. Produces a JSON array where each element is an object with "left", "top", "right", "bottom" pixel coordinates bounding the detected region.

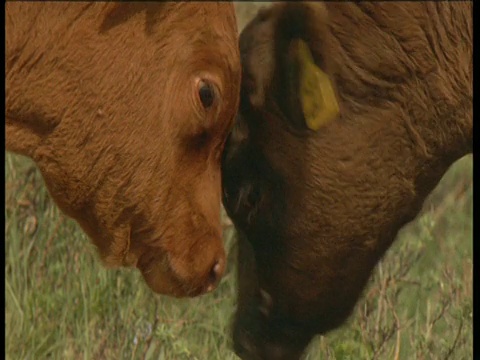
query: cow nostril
[
  {"left": 210, "top": 260, "right": 221, "bottom": 283},
  {"left": 206, "top": 259, "right": 223, "bottom": 292},
  {"left": 259, "top": 288, "right": 273, "bottom": 317}
]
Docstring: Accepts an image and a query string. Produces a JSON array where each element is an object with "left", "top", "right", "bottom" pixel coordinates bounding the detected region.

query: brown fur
[
  {"left": 222, "top": 2, "right": 472, "bottom": 359},
  {"left": 6, "top": 2, "right": 241, "bottom": 298}
]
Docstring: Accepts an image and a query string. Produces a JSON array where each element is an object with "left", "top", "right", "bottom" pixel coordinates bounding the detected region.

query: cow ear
[
  {"left": 289, "top": 39, "right": 339, "bottom": 131},
  {"left": 273, "top": 4, "right": 339, "bottom": 132}
]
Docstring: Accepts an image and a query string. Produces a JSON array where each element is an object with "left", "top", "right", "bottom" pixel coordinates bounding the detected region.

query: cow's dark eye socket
[{"left": 198, "top": 80, "right": 215, "bottom": 108}]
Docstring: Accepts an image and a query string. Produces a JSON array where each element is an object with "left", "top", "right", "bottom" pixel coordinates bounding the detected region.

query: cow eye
[{"left": 198, "top": 80, "right": 215, "bottom": 108}]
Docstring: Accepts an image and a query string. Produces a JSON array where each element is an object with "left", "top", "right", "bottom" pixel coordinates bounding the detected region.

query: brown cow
[
  {"left": 222, "top": 2, "right": 472, "bottom": 359},
  {"left": 6, "top": 2, "right": 241, "bottom": 298}
]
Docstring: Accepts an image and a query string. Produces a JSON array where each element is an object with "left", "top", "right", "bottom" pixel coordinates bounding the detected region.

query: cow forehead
[
  {"left": 100, "top": 3, "right": 237, "bottom": 34},
  {"left": 99, "top": 3, "right": 241, "bottom": 100}
]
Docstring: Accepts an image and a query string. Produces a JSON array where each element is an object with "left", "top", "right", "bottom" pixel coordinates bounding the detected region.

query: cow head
[
  {"left": 223, "top": 2, "right": 472, "bottom": 359},
  {"left": 223, "top": 5, "right": 345, "bottom": 358},
  {"left": 6, "top": 3, "right": 241, "bottom": 297}
]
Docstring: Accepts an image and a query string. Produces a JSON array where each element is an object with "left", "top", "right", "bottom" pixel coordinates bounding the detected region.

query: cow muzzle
[{"left": 136, "top": 238, "right": 226, "bottom": 297}]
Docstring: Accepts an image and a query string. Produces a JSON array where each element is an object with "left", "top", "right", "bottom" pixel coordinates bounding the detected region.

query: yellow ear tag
[{"left": 295, "top": 40, "right": 339, "bottom": 131}]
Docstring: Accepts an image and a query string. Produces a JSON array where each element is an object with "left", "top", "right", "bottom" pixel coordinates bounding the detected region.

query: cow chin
[
  {"left": 136, "top": 238, "right": 226, "bottom": 298},
  {"left": 232, "top": 306, "right": 312, "bottom": 360}
]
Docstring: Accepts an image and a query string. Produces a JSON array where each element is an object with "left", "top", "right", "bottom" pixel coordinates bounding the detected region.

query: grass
[
  {"left": 5, "top": 4, "right": 472, "bottom": 359},
  {"left": 4, "top": 152, "right": 473, "bottom": 360}
]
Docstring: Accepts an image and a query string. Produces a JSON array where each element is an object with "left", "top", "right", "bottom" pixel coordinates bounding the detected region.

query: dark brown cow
[
  {"left": 222, "top": 2, "right": 472, "bottom": 359},
  {"left": 6, "top": 2, "right": 241, "bottom": 298}
]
